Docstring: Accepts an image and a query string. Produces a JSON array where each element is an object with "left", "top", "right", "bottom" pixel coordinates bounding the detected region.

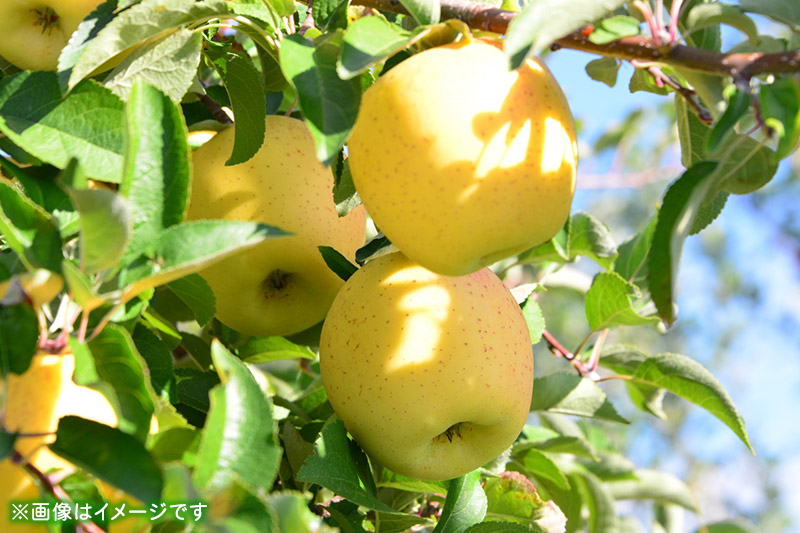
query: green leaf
[
  {"left": 60, "top": 260, "right": 114, "bottom": 313},
  {"left": 433, "top": 470, "right": 487, "bottom": 533},
  {"left": 675, "top": 96, "right": 711, "bottom": 166},
  {"left": 605, "top": 469, "right": 698, "bottom": 510},
  {"left": 739, "top": 0, "right": 800, "bottom": 31},
  {"left": 314, "top": 0, "right": 350, "bottom": 31},
  {"left": 520, "top": 449, "right": 570, "bottom": 491},
  {"left": 694, "top": 520, "right": 760, "bottom": 533},
  {"left": 319, "top": 245, "right": 359, "bottom": 281},
  {"left": 69, "top": 0, "right": 232, "bottom": 88},
  {"left": 166, "top": 274, "right": 216, "bottom": 326},
  {"left": 56, "top": 0, "right": 121, "bottom": 77},
  {"left": 689, "top": 190, "right": 728, "bottom": 236},
  {"left": 297, "top": 418, "right": 396, "bottom": 512},
  {"left": 573, "top": 472, "right": 618, "bottom": 533},
  {"left": 614, "top": 216, "right": 656, "bottom": 286},
  {"left": 338, "top": 17, "right": 415, "bottom": 79},
  {"left": 104, "top": 29, "right": 203, "bottom": 104},
  {"left": 588, "top": 15, "right": 641, "bottom": 44},
  {"left": 465, "top": 522, "right": 530, "bottom": 532},
  {"left": 356, "top": 235, "right": 394, "bottom": 264},
  {"left": 685, "top": 3, "right": 759, "bottom": 43},
  {"left": 238, "top": 336, "right": 315, "bottom": 363},
  {"left": 193, "top": 341, "right": 281, "bottom": 493},
  {"left": 399, "top": 0, "right": 441, "bottom": 25},
  {"left": 0, "top": 304, "right": 38, "bottom": 376},
  {"left": 131, "top": 324, "right": 176, "bottom": 397},
  {"left": 585, "top": 272, "right": 659, "bottom": 330},
  {"left": 119, "top": 220, "right": 286, "bottom": 301},
  {"left": 517, "top": 221, "right": 570, "bottom": 265},
  {"left": 585, "top": 58, "right": 620, "bottom": 88},
  {"left": 378, "top": 470, "right": 450, "bottom": 494},
  {"left": 69, "top": 325, "right": 156, "bottom": 443},
  {"left": 531, "top": 374, "right": 629, "bottom": 424},
  {"left": 332, "top": 154, "right": 360, "bottom": 216},
  {"left": 0, "top": 72, "right": 125, "bottom": 182},
  {"left": 521, "top": 296, "right": 545, "bottom": 345},
  {"left": 268, "top": 492, "right": 331, "bottom": 532},
  {"left": 505, "top": 0, "right": 626, "bottom": 69},
  {"left": 280, "top": 32, "right": 361, "bottom": 166},
  {"left": 569, "top": 212, "right": 617, "bottom": 268},
  {"left": 67, "top": 186, "right": 131, "bottom": 274},
  {"left": 628, "top": 68, "right": 669, "bottom": 95},
  {"left": 759, "top": 77, "right": 800, "bottom": 159},
  {"left": 631, "top": 353, "right": 754, "bottom": 452},
  {"left": 0, "top": 178, "right": 62, "bottom": 271},
  {"left": 484, "top": 471, "right": 547, "bottom": 525},
  {"left": 578, "top": 450, "right": 635, "bottom": 480},
  {"left": 49, "top": 416, "right": 163, "bottom": 503},
  {"left": 706, "top": 87, "right": 751, "bottom": 153},
  {"left": 598, "top": 346, "right": 666, "bottom": 419},
  {"left": 207, "top": 49, "right": 267, "bottom": 165},
  {"left": 648, "top": 161, "right": 718, "bottom": 325}
]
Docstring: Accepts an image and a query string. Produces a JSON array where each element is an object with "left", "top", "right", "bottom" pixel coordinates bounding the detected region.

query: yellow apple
[
  {"left": 319, "top": 252, "right": 533, "bottom": 481},
  {"left": 187, "top": 115, "right": 367, "bottom": 337},
  {"left": 0, "top": 353, "right": 146, "bottom": 532},
  {"left": 0, "top": 0, "right": 104, "bottom": 71},
  {"left": 347, "top": 38, "right": 578, "bottom": 276}
]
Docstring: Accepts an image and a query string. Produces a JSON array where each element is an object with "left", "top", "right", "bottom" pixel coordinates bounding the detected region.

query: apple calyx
[
  {"left": 32, "top": 7, "right": 61, "bottom": 34},
  {"left": 262, "top": 269, "right": 294, "bottom": 296},
  {"left": 439, "top": 422, "right": 466, "bottom": 443}
]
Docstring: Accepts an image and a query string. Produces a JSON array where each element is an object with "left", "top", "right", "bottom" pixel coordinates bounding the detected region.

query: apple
[
  {"left": 0, "top": 352, "right": 147, "bottom": 533},
  {"left": 187, "top": 115, "right": 367, "bottom": 337},
  {"left": 0, "top": 0, "right": 104, "bottom": 71},
  {"left": 347, "top": 38, "right": 578, "bottom": 276},
  {"left": 319, "top": 252, "right": 533, "bottom": 481}
]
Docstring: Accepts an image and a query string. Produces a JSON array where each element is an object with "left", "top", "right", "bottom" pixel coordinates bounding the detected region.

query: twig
[
  {"left": 353, "top": 0, "right": 800, "bottom": 79},
  {"left": 298, "top": 0, "right": 315, "bottom": 35},
  {"left": 645, "top": 64, "right": 713, "bottom": 122},
  {"left": 199, "top": 93, "right": 233, "bottom": 125}
]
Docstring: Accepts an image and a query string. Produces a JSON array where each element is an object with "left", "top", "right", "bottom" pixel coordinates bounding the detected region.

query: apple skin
[
  {"left": 320, "top": 252, "right": 533, "bottom": 481},
  {"left": 0, "top": 0, "right": 104, "bottom": 71},
  {"left": 347, "top": 38, "right": 578, "bottom": 276},
  {"left": 187, "top": 115, "right": 366, "bottom": 337},
  {"left": 0, "top": 353, "right": 147, "bottom": 533}
]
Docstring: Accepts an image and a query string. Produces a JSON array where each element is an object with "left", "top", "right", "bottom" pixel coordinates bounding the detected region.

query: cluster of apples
[{"left": 190, "top": 39, "right": 578, "bottom": 480}]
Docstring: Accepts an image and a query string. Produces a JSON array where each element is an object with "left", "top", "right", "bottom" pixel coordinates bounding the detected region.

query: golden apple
[
  {"left": 187, "top": 115, "right": 367, "bottom": 337},
  {"left": 320, "top": 252, "right": 533, "bottom": 481},
  {"left": 347, "top": 38, "right": 578, "bottom": 276},
  {"left": 0, "top": 0, "right": 104, "bottom": 71},
  {"left": 0, "top": 353, "right": 146, "bottom": 532}
]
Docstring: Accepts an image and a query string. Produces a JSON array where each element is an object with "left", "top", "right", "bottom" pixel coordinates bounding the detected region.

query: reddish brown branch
[{"left": 354, "top": 0, "right": 800, "bottom": 79}]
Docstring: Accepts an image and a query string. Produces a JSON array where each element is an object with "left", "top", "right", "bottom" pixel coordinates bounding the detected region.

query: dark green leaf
[
  {"left": 685, "top": 3, "right": 758, "bottom": 43},
  {"left": 166, "top": 274, "right": 216, "bottom": 326},
  {"left": 505, "top": 0, "right": 626, "bottom": 68},
  {"left": 0, "top": 304, "right": 38, "bottom": 376},
  {"left": 585, "top": 58, "right": 620, "bottom": 88},
  {"left": 297, "top": 418, "right": 396, "bottom": 512},
  {"left": 131, "top": 324, "right": 176, "bottom": 397},
  {"left": 338, "top": 17, "right": 415, "bottom": 79},
  {"left": 569, "top": 212, "right": 617, "bottom": 268},
  {"left": 648, "top": 161, "right": 718, "bottom": 325},
  {"left": 433, "top": 470, "right": 487, "bottom": 533},
  {"left": 69, "top": 0, "right": 232, "bottom": 88},
  {"left": 632, "top": 353, "right": 754, "bottom": 452},
  {"left": 0, "top": 72, "right": 125, "bottom": 182},
  {"left": 759, "top": 76, "right": 800, "bottom": 158},
  {"left": 50, "top": 416, "right": 163, "bottom": 503},
  {"left": 280, "top": 32, "right": 361, "bottom": 166},
  {"left": 0, "top": 173, "right": 63, "bottom": 272},
  {"left": 319, "top": 245, "right": 359, "bottom": 281},
  {"left": 694, "top": 520, "right": 760, "bottom": 533},
  {"left": 193, "top": 341, "right": 281, "bottom": 492},
  {"left": 104, "top": 30, "right": 203, "bottom": 103},
  {"left": 207, "top": 50, "right": 267, "bottom": 165},
  {"left": 531, "top": 374, "right": 628, "bottom": 424},
  {"left": 355, "top": 235, "right": 394, "bottom": 264},
  {"left": 689, "top": 190, "right": 728, "bottom": 235},
  {"left": 706, "top": 87, "right": 752, "bottom": 153},
  {"left": 614, "top": 216, "right": 656, "bottom": 286},
  {"left": 314, "top": 0, "right": 350, "bottom": 31},
  {"left": 69, "top": 325, "right": 156, "bottom": 443},
  {"left": 628, "top": 68, "right": 669, "bottom": 95}
]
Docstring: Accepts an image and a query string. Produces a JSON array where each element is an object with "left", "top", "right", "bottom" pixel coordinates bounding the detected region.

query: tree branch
[{"left": 354, "top": 0, "right": 800, "bottom": 79}]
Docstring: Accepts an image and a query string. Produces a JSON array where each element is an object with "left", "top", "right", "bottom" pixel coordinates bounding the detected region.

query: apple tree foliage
[{"left": 0, "top": 0, "right": 797, "bottom": 531}]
